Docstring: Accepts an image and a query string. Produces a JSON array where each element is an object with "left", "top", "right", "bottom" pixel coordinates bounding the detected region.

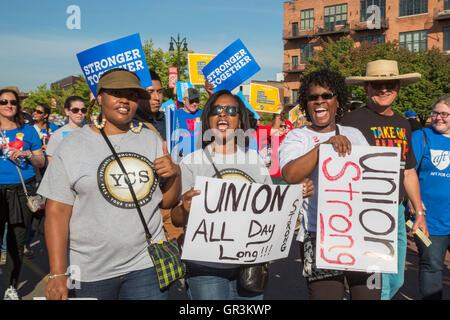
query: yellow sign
[
  {"left": 188, "top": 54, "right": 216, "bottom": 85},
  {"left": 289, "top": 105, "right": 305, "bottom": 122},
  {"left": 249, "top": 83, "right": 282, "bottom": 114}
]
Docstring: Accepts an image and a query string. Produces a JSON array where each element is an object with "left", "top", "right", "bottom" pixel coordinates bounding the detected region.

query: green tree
[{"left": 305, "top": 37, "right": 450, "bottom": 125}]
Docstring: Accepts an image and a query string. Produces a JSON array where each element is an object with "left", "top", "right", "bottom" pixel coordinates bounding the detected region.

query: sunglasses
[
  {"left": 34, "top": 109, "right": 44, "bottom": 114},
  {"left": 430, "top": 111, "right": 449, "bottom": 119},
  {"left": 210, "top": 105, "right": 239, "bottom": 117},
  {"left": 70, "top": 107, "right": 87, "bottom": 114},
  {"left": 369, "top": 81, "right": 398, "bottom": 90},
  {"left": 280, "top": 124, "right": 287, "bottom": 128},
  {"left": 189, "top": 98, "right": 200, "bottom": 104},
  {"left": 307, "top": 92, "right": 335, "bottom": 101},
  {"left": 0, "top": 99, "right": 18, "bottom": 106}
]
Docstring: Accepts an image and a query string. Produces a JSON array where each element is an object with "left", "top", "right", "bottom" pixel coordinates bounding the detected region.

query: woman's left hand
[
  {"left": 6, "top": 147, "right": 30, "bottom": 160},
  {"left": 154, "top": 142, "right": 181, "bottom": 178},
  {"left": 301, "top": 178, "right": 314, "bottom": 198}
]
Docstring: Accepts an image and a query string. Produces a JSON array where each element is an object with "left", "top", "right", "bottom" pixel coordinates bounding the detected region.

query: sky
[{"left": 0, "top": 0, "right": 285, "bottom": 92}]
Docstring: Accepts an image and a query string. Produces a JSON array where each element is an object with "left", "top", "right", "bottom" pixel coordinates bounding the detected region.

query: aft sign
[
  {"left": 249, "top": 83, "right": 281, "bottom": 114},
  {"left": 316, "top": 144, "right": 401, "bottom": 273},
  {"left": 202, "top": 39, "right": 260, "bottom": 93},
  {"left": 182, "top": 176, "right": 303, "bottom": 264},
  {"left": 188, "top": 54, "right": 216, "bottom": 85},
  {"left": 76, "top": 33, "right": 151, "bottom": 97}
]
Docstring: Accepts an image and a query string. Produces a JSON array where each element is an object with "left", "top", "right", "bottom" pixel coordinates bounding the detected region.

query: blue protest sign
[
  {"left": 163, "top": 99, "right": 176, "bottom": 153},
  {"left": 161, "top": 99, "right": 176, "bottom": 110},
  {"left": 176, "top": 81, "right": 194, "bottom": 102},
  {"left": 236, "top": 91, "right": 260, "bottom": 120},
  {"left": 201, "top": 39, "right": 260, "bottom": 93},
  {"left": 76, "top": 33, "right": 151, "bottom": 97}
]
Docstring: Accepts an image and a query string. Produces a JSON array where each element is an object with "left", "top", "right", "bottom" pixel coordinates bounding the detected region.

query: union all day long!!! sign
[
  {"left": 316, "top": 144, "right": 401, "bottom": 274},
  {"left": 181, "top": 177, "right": 303, "bottom": 264}
]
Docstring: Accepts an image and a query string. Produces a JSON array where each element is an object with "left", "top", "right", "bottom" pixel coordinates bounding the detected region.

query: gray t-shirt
[
  {"left": 45, "top": 124, "right": 82, "bottom": 157},
  {"left": 38, "top": 125, "right": 166, "bottom": 282},
  {"left": 180, "top": 144, "right": 272, "bottom": 269}
]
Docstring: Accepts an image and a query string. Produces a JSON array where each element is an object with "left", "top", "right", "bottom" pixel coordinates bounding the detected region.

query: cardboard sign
[
  {"left": 249, "top": 83, "right": 281, "bottom": 114},
  {"left": 236, "top": 91, "right": 260, "bottom": 120},
  {"left": 202, "top": 39, "right": 260, "bottom": 93},
  {"left": 76, "top": 33, "right": 151, "bottom": 97},
  {"left": 182, "top": 176, "right": 303, "bottom": 264},
  {"left": 176, "top": 81, "right": 194, "bottom": 103},
  {"left": 316, "top": 144, "right": 401, "bottom": 273},
  {"left": 188, "top": 54, "right": 216, "bottom": 85},
  {"left": 289, "top": 105, "right": 305, "bottom": 123},
  {"left": 168, "top": 67, "right": 178, "bottom": 88}
]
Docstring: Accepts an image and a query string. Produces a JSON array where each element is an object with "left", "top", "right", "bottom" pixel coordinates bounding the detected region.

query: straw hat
[{"left": 345, "top": 60, "right": 421, "bottom": 86}]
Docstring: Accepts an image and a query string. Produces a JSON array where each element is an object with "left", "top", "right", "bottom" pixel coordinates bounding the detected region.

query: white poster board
[
  {"left": 316, "top": 145, "right": 400, "bottom": 273},
  {"left": 182, "top": 176, "right": 303, "bottom": 264}
]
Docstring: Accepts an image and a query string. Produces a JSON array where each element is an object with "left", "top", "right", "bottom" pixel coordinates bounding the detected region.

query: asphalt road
[{"left": 1, "top": 234, "right": 449, "bottom": 300}]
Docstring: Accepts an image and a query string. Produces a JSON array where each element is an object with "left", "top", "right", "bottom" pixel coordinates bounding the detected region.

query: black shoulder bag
[
  {"left": 99, "top": 128, "right": 185, "bottom": 290},
  {"left": 204, "top": 146, "right": 269, "bottom": 293}
]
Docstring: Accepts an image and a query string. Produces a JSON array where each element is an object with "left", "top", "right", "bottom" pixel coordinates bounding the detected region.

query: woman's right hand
[
  {"left": 45, "top": 276, "right": 69, "bottom": 300},
  {"left": 181, "top": 188, "right": 201, "bottom": 214},
  {"left": 323, "top": 134, "right": 352, "bottom": 157}
]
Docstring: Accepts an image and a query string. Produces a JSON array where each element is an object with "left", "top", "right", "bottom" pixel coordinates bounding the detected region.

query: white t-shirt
[{"left": 279, "top": 124, "right": 369, "bottom": 241}]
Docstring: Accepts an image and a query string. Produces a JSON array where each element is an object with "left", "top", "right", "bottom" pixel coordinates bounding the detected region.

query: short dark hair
[
  {"left": 37, "top": 103, "right": 51, "bottom": 115},
  {"left": 200, "top": 90, "right": 253, "bottom": 150},
  {"left": 149, "top": 69, "right": 161, "bottom": 83},
  {"left": 298, "top": 69, "right": 348, "bottom": 123},
  {"left": 64, "top": 96, "right": 86, "bottom": 110},
  {"left": 0, "top": 88, "right": 24, "bottom": 127}
]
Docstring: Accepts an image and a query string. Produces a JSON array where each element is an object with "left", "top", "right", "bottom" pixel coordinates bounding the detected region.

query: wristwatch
[{"left": 26, "top": 151, "right": 33, "bottom": 160}]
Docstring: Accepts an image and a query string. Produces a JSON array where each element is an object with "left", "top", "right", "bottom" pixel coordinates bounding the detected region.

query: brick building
[{"left": 283, "top": 0, "right": 450, "bottom": 109}]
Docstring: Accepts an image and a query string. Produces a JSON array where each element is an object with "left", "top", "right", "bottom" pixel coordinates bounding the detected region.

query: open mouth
[
  {"left": 116, "top": 106, "right": 130, "bottom": 115},
  {"left": 217, "top": 120, "right": 229, "bottom": 131},
  {"left": 314, "top": 107, "right": 329, "bottom": 118}
]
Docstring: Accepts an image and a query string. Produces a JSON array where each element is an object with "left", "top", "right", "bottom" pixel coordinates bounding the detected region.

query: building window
[
  {"left": 292, "top": 22, "right": 298, "bottom": 37},
  {"left": 301, "top": 9, "right": 314, "bottom": 30},
  {"left": 300, "top": 44, "right": 314, "bottom": 63},
  {"left": 399, "top": 0, "right": 428, "bottom": 17},
  {"left": 444, "top": 27, "right": 450, "bottom": 51},
  {"left": 292, "top": 89, "right": 299, "bottom": 105},
  {"left": 445, "top": 0, "right": 450, "bottom": 10},
  {"left": 324, "top": 4, "right": 347, "bottom": 31},
  {"left": 360, "top": 0, "right": 385, "bottom": 22},
  {"left": 360, "top": 35, "right": 386, "bottom": 44},
  {"left": 292, "top": 55, "right": 299, "bottom": 67},
  {"left": 399, "top": 30, "right": 427, "bottom": 52}
]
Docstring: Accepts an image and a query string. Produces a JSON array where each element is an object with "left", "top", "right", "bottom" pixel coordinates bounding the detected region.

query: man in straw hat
[{"left": 341, "top": 59, "right": 428, "bottom": 300}]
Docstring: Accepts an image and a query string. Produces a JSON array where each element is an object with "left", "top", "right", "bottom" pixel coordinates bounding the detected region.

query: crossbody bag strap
[
  {"left": 99, "top": 128, "right": 153, "bottom": 242},
  {"left": 203, "top": 146, "right": 222, "bottom": 179},
  {"left": 416, "top": 129, "right": 428, "bottom": 175}
]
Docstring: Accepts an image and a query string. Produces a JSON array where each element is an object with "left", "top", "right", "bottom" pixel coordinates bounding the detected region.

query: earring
[
  {"left": 130, "top": 121, "right": 143, "bottom": 133},
  {"left": 93, "top": 115, "right": 106, "bottom": 130}
]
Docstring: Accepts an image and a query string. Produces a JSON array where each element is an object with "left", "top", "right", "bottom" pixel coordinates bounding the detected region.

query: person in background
[
  {"left": 32, "top": 103, "right": 59, "bottom": 153},
  {"left": 342, "top": 59, "right": 428, "bottom": 300},
  {"left": 0, "top": 87, "right": 45, "bottom": 300},
  {"left": 410, "top": 96, "right": 450, "bottom": 300},
  {"left": 405, "top": 110, "right": 423, "bottom": 132}
]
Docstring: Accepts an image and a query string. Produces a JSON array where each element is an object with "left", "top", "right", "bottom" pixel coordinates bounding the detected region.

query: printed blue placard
[
  {"left": 176, "top": 81, "right": 194, "bottom": 102},
  {"left": 76, "top": 33, "right": 152, "bottom": 97},
  {"left": 202, "top": 39, "right": 260, "bottom": 93},
  {"left": 236, "top": 91, "right": 260, "bottom": 120}
]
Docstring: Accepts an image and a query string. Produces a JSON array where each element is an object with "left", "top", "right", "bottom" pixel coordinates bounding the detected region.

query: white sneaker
[{"left": 4, "top": 286, "right": 19, "bottom": 300}]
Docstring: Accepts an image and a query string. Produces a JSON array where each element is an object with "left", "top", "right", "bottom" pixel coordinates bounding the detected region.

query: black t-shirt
[{"left": 340, "top": 106, "right": 417, "bottom": 201}]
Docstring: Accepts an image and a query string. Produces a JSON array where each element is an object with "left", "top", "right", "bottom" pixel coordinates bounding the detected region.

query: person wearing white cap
[{"left": 341, "top": 59, "right": 429, "bottom": 300}]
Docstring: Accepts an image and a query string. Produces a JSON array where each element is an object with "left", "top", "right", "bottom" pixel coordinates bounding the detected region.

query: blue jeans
[
  {"left": 186, "top": 262, "right": 263, "bottom": 300},
  {"left": 415, "top": 234, "right": 450, "bottom": 300},
  {"left": 69, "top": 267, "right": 168, "bottom": 300},
  {"left": 381, "top": 204, "right": 407, "bottom": 300}
]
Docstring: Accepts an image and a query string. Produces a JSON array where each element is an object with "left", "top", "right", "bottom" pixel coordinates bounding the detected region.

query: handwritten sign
[
  {"left": 188, "top": 54, "right": 216, "bottom": 85},
  {"left": 316, "top": 144, "right": 400, "bottom": 273},
  {"left": 202, "top": 39, "right": 260, "bottom": 93},
  {"left": 76, "top": 33, "right": 151, "bottom": 97},
  {"left": 182, "top": 176, "right": 303, "bottom": 264},
  {"left": 249, "top": 83, "right": 281, "bottom": 114}
]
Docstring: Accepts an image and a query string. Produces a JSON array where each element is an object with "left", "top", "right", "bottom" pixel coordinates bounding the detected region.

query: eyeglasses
[
  {"left": 189, "top": 98, "right": 200, "bottom": 104},
  {"left": 430, "top": 111, "right": 449, "bottom": 119},
  {"left": 307, "top": 92, "right": 335, "bottom": 101},
  {"left": 210, "top": 105, "right": 239, "bottom": 117},
  {"left": 369, "top": 81, "right": 398, "bottom": 90},
  {"left": 70, "top": 107, "right": 87, "bottom": 114},
  {"left": 34, "top": 109, "right": 44, "bottom": 114},
  {"left": 0, "top": 99, "right": 18, "bottom": 106}
]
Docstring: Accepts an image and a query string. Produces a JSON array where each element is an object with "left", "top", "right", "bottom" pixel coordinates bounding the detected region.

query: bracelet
[
  {"left": 416, "top": 211, "right": 426, "bottom": 216},
  {"left": 48, "top": 272, "right": 69, "bottom": 279},
  {"left": 26, "top": 151, "right": 33, "bottom": 160}
]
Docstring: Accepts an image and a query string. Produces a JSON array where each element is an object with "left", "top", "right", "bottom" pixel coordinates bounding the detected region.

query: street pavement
[{"left": 1, "top": 234, "right": 449, "bottom": 300}]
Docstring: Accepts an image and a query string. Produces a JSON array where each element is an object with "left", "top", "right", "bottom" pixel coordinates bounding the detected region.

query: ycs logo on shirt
[
  {"left": 97, "top": 152, "right": 158, "bottom": 209},
  {"left": 214, "top": 168, "right": 255, "bottom": 183}
]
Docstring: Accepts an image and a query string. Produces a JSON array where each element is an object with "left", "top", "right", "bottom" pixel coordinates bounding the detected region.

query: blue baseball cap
[{"left": 405, "top": 110, "right": 417, "bottom": 118}]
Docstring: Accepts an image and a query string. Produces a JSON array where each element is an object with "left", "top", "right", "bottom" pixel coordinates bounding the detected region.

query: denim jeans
[
  {"left": 186, "top": 262, "right": 263, "bottom": 300},
  {"left": 415, "top": 234, "right": 450, "bottom": 300},
  {"left": 69, "top": 267, "right": 168, "bottom": 300},
  {"left": 381, "top": 204, "right": 407, "bottom": 300}
]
